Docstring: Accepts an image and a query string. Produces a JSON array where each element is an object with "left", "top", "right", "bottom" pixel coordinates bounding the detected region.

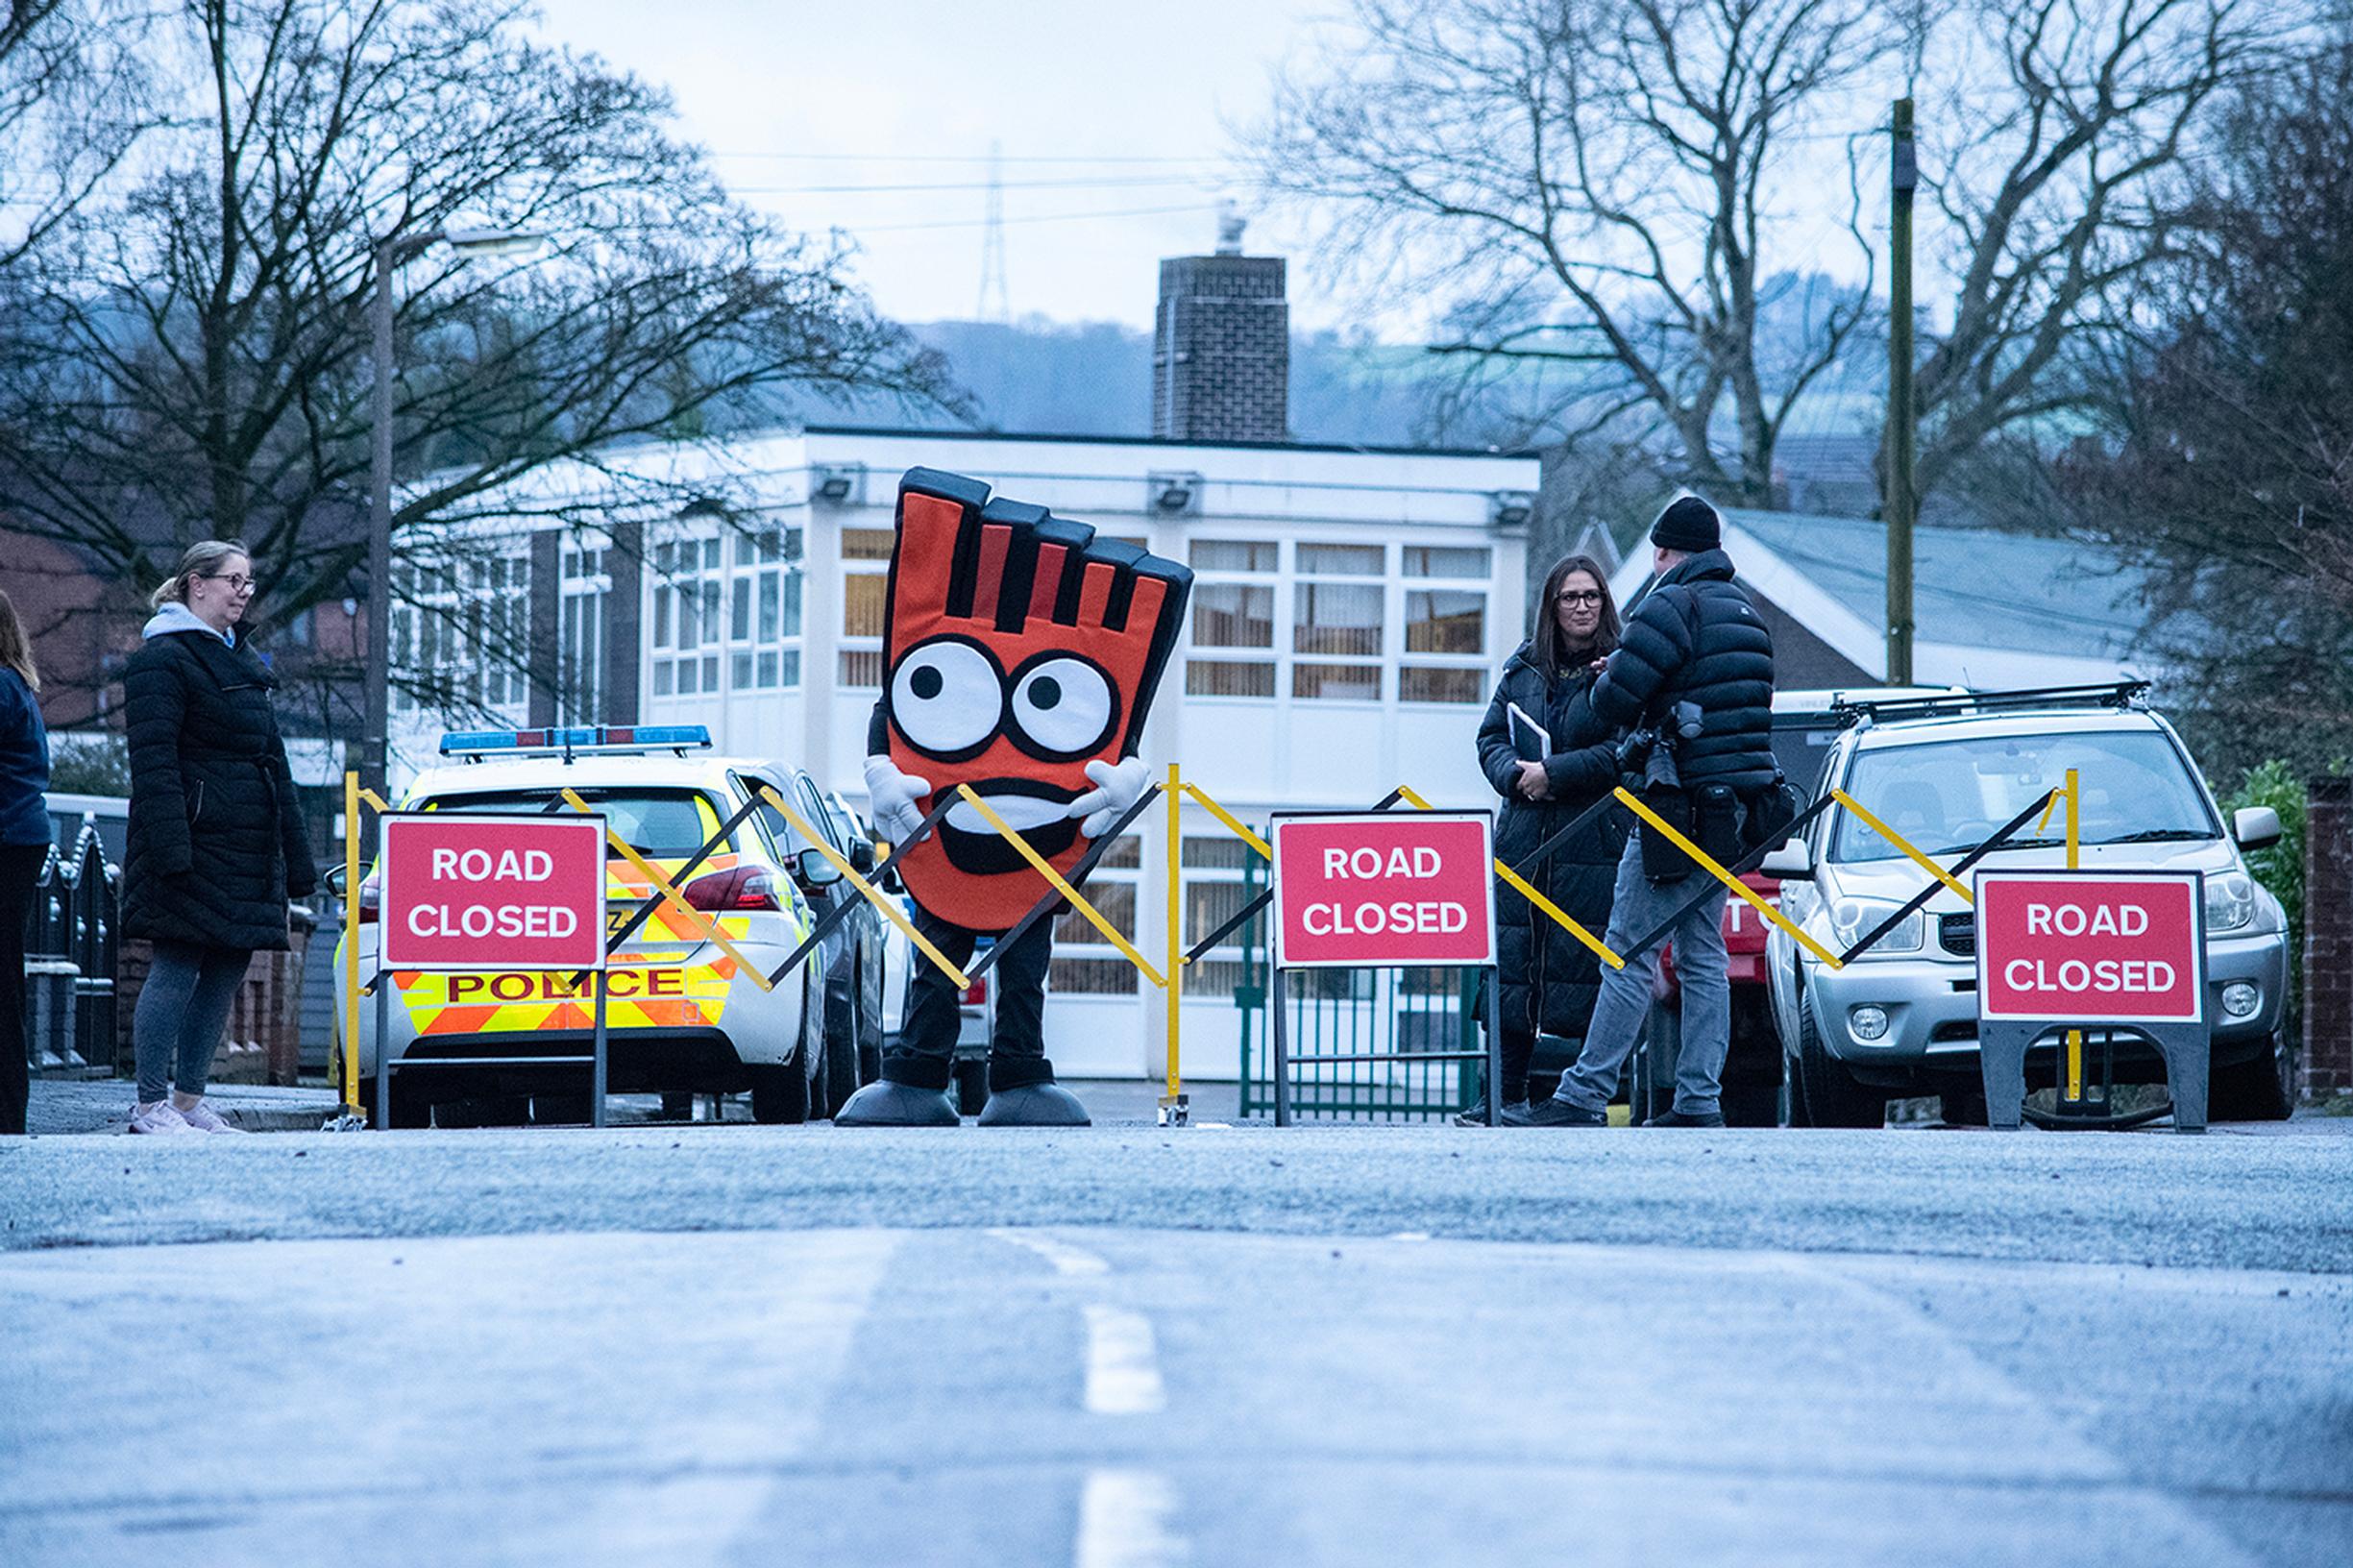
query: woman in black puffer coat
[
  {"left": 120, "top": 540, "right": 317, "bottom": 1134},
  {"left": 1469, "top": 554, "right": 1627, "bottom": 1120}
]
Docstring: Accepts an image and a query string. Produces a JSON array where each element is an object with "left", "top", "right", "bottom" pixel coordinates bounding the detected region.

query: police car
[{"left": 331, "top": 726, "right": 888, "bottom": 1127}]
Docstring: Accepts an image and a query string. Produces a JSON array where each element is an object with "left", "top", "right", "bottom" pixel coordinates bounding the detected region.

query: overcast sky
[{"left": 530, "top": 0, "right": 1341, "bottom": 332}]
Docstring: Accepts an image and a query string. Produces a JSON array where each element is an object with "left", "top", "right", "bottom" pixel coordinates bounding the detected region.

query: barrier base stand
[
  {"left": 1157, "top": 1094, "right": 1189, "bottom": 1128},
  {"left": 1980, "top": 1021, "right": 2210, "bottom": 1135},
  {"left": 318, "top": 1110, "right": 368, "bottom": 1134}
]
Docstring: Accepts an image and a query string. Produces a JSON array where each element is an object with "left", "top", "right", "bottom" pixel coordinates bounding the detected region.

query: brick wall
[
  {"left": 2301, "top": 775, "right": 2350, "bottom": 1098},
  {"left": 1151, "top": 255, "right": 1288, "bottom": 443},
  {"left": 604, "top": 519, "right": 644, "bottom": 724},
  {"left": 527, "top": 528, "right": 560, "bottom": 727}
]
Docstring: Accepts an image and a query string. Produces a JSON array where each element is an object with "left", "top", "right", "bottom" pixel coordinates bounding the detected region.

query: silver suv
[{"left": 1760, "top": 688, "right": 2293, "bottom": 1125}]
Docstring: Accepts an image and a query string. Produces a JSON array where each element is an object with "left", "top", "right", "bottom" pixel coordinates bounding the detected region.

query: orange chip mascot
[{"left": 834, "top": 469, "right": 1191, "bottom": 1126}]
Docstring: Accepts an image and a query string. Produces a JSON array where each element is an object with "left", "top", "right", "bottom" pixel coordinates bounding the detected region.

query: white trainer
[
  {"left": 128, "top": 1100, "right": 198, "bottom": 1135},
  {"left": 175, "top": 1099, "right": 246, "bottom": 1135}
]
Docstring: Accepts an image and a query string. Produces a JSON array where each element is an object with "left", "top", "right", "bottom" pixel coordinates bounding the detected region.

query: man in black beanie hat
[{"left": 1508, "top": 492, "right": 1777, "bottom": 1129}]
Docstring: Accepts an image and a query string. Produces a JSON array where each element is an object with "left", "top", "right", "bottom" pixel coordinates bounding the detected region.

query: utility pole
[{"left": 1886, "top": 97, "right": 1918, "bottom": 685}]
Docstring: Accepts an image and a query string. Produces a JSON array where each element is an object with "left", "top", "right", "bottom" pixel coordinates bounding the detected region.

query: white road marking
[
  {"left": 1082, "top": 1304, "right": 1166, "bottom": 1415},
  {"left": 988, "top": 1227, "right": 1111, "bottom": 1277},
  {"left": 1075, "top": 1467, "right": 1187, "bottom": 1568}
]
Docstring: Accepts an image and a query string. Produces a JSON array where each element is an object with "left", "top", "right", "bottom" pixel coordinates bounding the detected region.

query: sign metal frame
[
  {"left": 370, "top": 809, "right": 615, "bottom": 1129},
  {"left": 380, "top": 811, "right": 610, "bottom": 972},
  {"left": 1264, "top": 807, "right": 1503, "bottom": 1127},
  {"left": 1970, "top": 866, "right": 2213, "bottom": 1132}
]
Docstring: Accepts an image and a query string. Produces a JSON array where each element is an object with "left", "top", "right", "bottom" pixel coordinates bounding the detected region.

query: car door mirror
[
  {"left": 796, "top": 846, "right": 845, "bottom": 888},
  {"left": 2233, "top": 806, "right": 2282, "bottom": 851},
  {"left": 849, "top": 838, "right": 877, "bottom": 874},
  {"left": 1758, "top": 839, "right": 1813, "bottom": 880},
  {"left": 324, "top": 864, "right": 348, "bottom": 896}
]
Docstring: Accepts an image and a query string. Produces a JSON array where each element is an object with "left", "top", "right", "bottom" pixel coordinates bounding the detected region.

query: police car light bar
[{"left": 439, "top": 725, "right": 714, "bottom": 759}]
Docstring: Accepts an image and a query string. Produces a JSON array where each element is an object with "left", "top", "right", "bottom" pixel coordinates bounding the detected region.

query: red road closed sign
[
  {"left": 1272, "top": 812, "right": 1497, "bottom": 969},
  {"left": 380, "top": 813, "right": 608, "bottom": 971},
  {"left": 1974, "top": 870, "right": 2204, "bottom": 1024}
]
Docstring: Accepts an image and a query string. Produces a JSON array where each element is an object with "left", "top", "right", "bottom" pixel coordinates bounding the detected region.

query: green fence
[{"left": 1230, "top": 853, "right": 1493, "bottom": 1122}]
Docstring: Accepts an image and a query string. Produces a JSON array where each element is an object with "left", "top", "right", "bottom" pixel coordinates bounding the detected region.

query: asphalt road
[{"left": 4, "top": 1124, "right": 2350, "bottom": 1566}]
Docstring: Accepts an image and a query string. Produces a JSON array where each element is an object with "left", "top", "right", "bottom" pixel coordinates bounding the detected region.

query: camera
[{"left": 1618, "top": 700, "right": 1704, "bottom": 788}]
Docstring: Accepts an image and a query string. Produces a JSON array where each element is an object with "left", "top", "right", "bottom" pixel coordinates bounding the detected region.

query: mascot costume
[{"left": 834, "top": 469, "right": 1191, "bottom": 1126}]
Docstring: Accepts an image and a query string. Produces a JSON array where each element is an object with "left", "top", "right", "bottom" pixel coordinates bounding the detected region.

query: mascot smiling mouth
[{"left": 936, "top": 779, "right": 1082, "bottom": 875}]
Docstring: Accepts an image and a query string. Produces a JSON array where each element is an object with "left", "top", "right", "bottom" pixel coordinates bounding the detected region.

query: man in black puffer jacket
[{"left": 1512, "top": 495, "right": 1776, "bottom": 1129}]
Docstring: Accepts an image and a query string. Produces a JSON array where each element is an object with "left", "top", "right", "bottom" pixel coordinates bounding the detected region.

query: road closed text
[
  {"left": 380, "top": 815, "right": 607, "bottom": 970},
  {"left": 1975, "top": 871, "right": 2203, "bottom": 1024},
  {"left": 1274, "top": 813, "right": 1497, "bottom": 968},
  {"left": 2000, "top": 957, "right": 2177, "bottom": 992}
]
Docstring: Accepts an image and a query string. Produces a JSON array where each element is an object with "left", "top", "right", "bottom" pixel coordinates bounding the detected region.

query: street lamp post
[{"left": 360, "top": 227, "right": 544, "bottom": 844}]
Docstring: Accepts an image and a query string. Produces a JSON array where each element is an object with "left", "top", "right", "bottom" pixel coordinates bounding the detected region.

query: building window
[
  {"left": 1400, "top": 545, "right": 1490, "bottom": 705},
  {"left": 1186, "top": 537, "right": 1278, "bottom": 698},
  {"left": 727, "top": 525, "right": 803, "bottom": 692},
  {"left": 650, "top": 533, "right": 723, "bottom": 698},
  {"left": 558, "top": 540, "right": 609, "bottom": 725},
  {"left": 1180, "top": 835, "right": 1261, "bottom": 996},
  {"left": 839, "top": 526, "right": 893, "bottom": 689},
  {"left": 1292, "top": 542, "right": 1385, "bottom": 700},
  {"left": 388, "top": 551, "right": 529, "bottom": 717},
  {"left": 1049, "top": 836, "right": 1140, "bottom": 994}
]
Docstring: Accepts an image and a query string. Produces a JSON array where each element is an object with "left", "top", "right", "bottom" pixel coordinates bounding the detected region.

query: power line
[
  {"left": 831, "top": 202, "right": 1225, "bottom": 233},
  {"left": 724, "top": 175, "right": 1218, "bottom": 194},
  {"left": 703, "top": 151, "right": 1220, "bottom": 165}
]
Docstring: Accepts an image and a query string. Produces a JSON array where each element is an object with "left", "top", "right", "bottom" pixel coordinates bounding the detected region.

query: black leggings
[
  {"left": 1499, "top": 1028, "right": 1536, "bottom": 1106},
  {"left": 0, "top": 842, "right": 46, "bottom": 1135}
]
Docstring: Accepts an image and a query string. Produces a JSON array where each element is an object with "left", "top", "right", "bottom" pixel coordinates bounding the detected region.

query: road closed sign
[
  {"left": 1272, "top": 812, "right": 1496, "bottom": 969},
  {"left": 380, "top": 813, "right": 608, "bottom": 971},
  {"left": 1974, "top": 870, "right": 2204, "bottom": 1024}
]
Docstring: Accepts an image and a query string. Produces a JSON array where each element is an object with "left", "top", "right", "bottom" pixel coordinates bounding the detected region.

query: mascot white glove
[
  {"left": 863, "top": 753, "right": 934, "bottom": 845},
  {"left": 1066, "top": 757, "right": 1150, "bottom": 839}
]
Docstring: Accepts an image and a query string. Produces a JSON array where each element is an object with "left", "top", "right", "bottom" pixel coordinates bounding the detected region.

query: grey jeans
[
  {"left": 1556, "top": 835, "right": 1731, "bottom": 1115},
  {"left": 133, "top": 942, "right": 253, "bottom": 1103}
]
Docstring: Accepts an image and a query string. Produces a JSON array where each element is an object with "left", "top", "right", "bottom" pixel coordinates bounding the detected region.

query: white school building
[{"left": 386, "top": 421, "right": 1542, "bottom": 1081}]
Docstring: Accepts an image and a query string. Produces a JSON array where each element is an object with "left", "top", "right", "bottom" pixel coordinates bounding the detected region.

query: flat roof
[{"left": 802, "top": 423, "right": 1538, "bottom": 463}]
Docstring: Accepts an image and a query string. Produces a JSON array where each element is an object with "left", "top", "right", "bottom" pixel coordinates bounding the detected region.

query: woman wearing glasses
[
  {"left": 1468, "top": 554, "right": 1626, "bottom": 1123},
  {"left": 120, "top": 541, "right": 317, "bottom": 1134}
]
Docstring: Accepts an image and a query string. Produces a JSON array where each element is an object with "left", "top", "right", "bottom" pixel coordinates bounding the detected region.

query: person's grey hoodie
[{"left": 141, "top": 600, "right": 233, "bottom": 647}]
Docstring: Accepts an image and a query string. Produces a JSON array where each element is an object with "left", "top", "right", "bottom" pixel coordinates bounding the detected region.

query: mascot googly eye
[{"left": 875, "top": 468, "right": 1191, "bottom": 933}]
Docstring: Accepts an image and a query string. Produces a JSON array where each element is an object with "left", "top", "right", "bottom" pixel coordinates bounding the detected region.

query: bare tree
[
  {"left": 1248, "top": 0, "right": 1887, "bottom": 507},
  {"left": 2061, "top": 32, "right": 2353, "bottom": 777},
  {"left": 0, "top": 1, "right": 153, "bottom": 275},
  {"left": 1907, "top": 0, "right": 2267, "bottom": 503},
  {"left": 0, "top": 0, "right": 951, "bottom": 693}
]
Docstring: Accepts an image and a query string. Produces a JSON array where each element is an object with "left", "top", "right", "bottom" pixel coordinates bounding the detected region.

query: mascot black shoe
[
  {"left": 833, "top": 1078, "right": 960, "bottom": 1127},
  {"left": 975, "top": 1059, "right": 1090, "bottom": 1127}
]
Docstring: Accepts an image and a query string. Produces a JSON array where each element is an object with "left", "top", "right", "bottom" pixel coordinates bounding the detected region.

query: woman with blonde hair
[
  {"left": 119, "top": 541, "right": 317, "bottom": 1134},
  {"left": 0, "top": 589, "right": 50, "bottom": 1134}
]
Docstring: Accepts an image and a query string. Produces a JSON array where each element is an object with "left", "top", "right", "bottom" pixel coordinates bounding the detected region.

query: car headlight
[
  {"left": 1825, "top": 896, "right": 1923, "bottom": 956},
  {"left": 2205, "top": 871, "right": 2255, "bottom": 934}
]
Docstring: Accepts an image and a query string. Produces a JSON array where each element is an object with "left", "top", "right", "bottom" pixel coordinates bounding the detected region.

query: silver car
[{"left": 1761, "top": 693, "right": 2293, "bottom": 1125}]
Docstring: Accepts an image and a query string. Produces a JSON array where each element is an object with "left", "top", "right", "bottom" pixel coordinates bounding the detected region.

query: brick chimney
[{"left": 1151, "top": 207, "right": 1288, "bottom": 443}]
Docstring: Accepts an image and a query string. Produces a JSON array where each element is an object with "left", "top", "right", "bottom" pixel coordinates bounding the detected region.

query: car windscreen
[
  {"left": 413, "top": 788, "right": 722, "bottom": 858},
  {"left": 1829, "top": 729, "right": 2218, "bottom": 863}
]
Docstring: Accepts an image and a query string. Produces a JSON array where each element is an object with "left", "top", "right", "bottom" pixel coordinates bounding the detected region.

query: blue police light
[{"left": 438, "top": 724, "right": 713, "bottom": 758}]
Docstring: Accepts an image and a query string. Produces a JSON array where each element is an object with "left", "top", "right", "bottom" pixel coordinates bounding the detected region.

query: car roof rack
[{"left": 1831, "top": 680, "right": 2150, "bottom": 728}]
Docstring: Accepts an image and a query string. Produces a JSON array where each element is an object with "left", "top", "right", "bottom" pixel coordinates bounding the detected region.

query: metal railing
[{"left": 19, "top": 819, "right": 119, "bottom": 1076}]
